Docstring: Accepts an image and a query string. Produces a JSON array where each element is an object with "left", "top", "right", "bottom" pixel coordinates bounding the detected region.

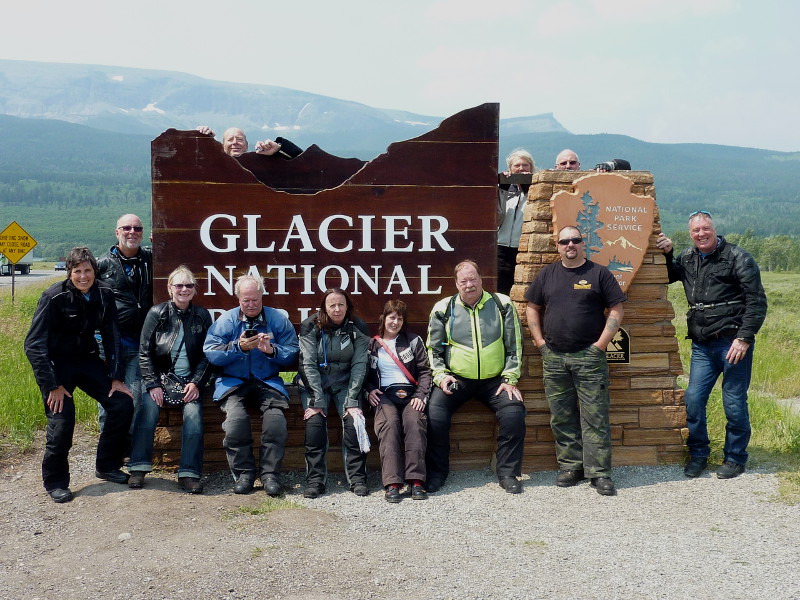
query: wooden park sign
[
  {"left": 150, "top": 105, "right": 687, "bottom": 473},
  {"left": 551, "top": 172, "right": 656, "bottom": 293},
  {"left": 151, "top": 104, "right": 500, "bottom": 331}
]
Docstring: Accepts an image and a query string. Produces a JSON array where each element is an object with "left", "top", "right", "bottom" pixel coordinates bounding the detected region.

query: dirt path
[{"left": 3, "top": 428, "right": 800, "bottom": 600}]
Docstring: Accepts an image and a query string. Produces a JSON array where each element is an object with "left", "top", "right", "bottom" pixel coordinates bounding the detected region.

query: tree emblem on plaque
[{"left": 551, "top": 172, "right": 655, "bottom": 293}]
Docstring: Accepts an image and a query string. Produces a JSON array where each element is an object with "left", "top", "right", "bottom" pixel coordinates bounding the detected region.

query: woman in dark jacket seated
[
  {"left": 128, "top": 266, "right": 212, "bottom": 493},
  {"left": 297, "top": 288, "right": 370, "bottom": 499},
  {"left": 365, "top": 300, "right": 432, "bottom": 503}
]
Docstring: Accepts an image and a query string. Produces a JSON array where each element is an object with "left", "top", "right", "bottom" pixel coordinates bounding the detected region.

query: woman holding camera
[
  {"left": 366, "top": 300, "right": 432, "bottom": 503},
  {"left": 128, "top": 265, "right": 212, "bottom": 493},
  {"left": 297, "top": 288, "right": 370, "bottom": 499}
]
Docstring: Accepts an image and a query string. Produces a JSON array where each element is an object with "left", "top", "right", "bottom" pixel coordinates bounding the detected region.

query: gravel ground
[{"left": 1, "top": 429, "right": 799, "bottom": 600}]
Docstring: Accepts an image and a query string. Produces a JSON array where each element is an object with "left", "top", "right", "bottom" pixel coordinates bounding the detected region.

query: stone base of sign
[{"left": 513, "top": 169, "right": 686, "bottom": 469}]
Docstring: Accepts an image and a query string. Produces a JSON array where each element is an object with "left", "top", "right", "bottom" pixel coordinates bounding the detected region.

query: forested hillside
[
  {"left": 500, "top": 132, "right": 800, "bottom": 237},
  {"left": 0, "top": 116, "right": 151, "bottom": 259},
  {"left": 1, "top": 114, "right": 798, "bottom": 261}
]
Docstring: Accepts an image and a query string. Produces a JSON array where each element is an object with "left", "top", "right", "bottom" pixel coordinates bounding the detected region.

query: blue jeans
[
  {"left": 684, "top": 338, "right": 753, "bottom": 465},
  {"left": 129, "top": 390, "right": 204, "bottom": 478},
  {"left": 98, "top": 343, "right": 142, "bottom": 437}
]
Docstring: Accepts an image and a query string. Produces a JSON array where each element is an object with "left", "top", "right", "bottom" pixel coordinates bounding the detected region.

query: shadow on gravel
[{"left": 77, "top": 481, "right": 134, "bottom": 498}]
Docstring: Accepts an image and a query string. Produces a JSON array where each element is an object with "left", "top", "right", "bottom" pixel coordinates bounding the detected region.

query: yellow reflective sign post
[{"left": 0, "top": 221, "right": 37, "bottom": 303}]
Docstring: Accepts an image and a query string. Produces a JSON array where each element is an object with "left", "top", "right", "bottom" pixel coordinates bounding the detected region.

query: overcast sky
[{"left": 3, "top": 0, "right": 797, "bottom": 151}]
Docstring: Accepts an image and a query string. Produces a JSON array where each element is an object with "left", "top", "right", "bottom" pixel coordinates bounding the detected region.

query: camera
[
  {"left": 244, "top": 329, "right": 258, "bottom": 338},
  {"left": 447, "top": 381, "right": 460, "bottom": 393},
  {"left": 595, "top": 159, "right": 632, "bottom": 172}
]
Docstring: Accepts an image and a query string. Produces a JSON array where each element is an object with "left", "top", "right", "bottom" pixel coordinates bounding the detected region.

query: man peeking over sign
[{"left": 196, "top": 126, "right": 302, "bottom": 160}]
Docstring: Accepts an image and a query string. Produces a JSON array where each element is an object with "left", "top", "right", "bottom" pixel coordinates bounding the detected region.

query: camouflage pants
[{"left": 541, "top": 344, "right": 611, "bottom": 478}]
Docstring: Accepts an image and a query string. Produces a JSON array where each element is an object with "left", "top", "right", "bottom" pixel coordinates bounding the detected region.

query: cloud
[{"left": 534, "top": 0, "right": 737, "bottom": 37}]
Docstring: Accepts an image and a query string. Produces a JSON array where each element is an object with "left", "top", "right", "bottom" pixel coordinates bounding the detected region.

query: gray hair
[
  {"left": 505, "top": 148, "right": 536, "bottom": 170},
  {"left": 234, "top": 274, "right": 265, "bottom": 297}
]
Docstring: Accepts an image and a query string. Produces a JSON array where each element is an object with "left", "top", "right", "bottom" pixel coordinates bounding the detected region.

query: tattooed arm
[{"left": 594, "top": 303, "right": 624, "bottom": 351}]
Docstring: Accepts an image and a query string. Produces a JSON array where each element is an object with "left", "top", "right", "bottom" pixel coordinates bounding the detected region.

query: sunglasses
[
  {"left": 688, "top": 210, "right": 712, "bottom": 218},
  {"left": 558, "top": 160, "right": 579, "bottom": 166},
  {"left": 557, "top": 237, "right": 584, "bottom": 246},
  {"left": 171, "top": 283, "right": 196, "bottom": 289},
  {"left": 118, "top": 225, "right": 144, "bottom": 232}
]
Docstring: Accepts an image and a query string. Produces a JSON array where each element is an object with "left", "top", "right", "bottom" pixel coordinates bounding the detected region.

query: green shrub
[{"left": 0, "top": 279, "right": 98, "bottom": 451}]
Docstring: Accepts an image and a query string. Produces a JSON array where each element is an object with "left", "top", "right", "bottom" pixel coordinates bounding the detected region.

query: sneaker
[
  {"left": 95, "top": 469, "right": 129, "bottom": 485},
  {"left": 303, "top": 483, "right": 326, "bottom": 499},
  {"left": 716, "top": 461, "right": 745, "bottom": 479},
  {"left": 684, "top": 457, "right": 708, "bottom": 478},
  {"left": 179, "top": 477, "right": 203, "bottom": 494},
  {"left": 410, "top": 480, "right": 428, "bottom": 500},
  {"left": 128, "top": 472, "right": 145, "bottom": 489},
  {"left": 234, "top": 477, "right": 254, "bottom": 495},
  {"left": 590, "top": 477, "right": 617, "bottom": 496},
  {"left": 498, "top": 476, "right": 522, "bottom": 494},
  {"left": 556, "top": 469, "right": 585, "bottom": 487},
  {"left": 48, "top": 488, "right": 74, "bottom": 503},
  {"left": 384, "top": 485, "right": 402, "bottom": 504},
  {"left": 262, "top": 476, "right": 282, "bottom": 497},
  {"left": 352, "top": 482, "right": 369, "bottom": 497}
]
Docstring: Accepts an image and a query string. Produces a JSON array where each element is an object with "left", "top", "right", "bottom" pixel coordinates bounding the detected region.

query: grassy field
[
  {"left": 3, "top": 273, "right": 800, "bottom": 500},
  {"left": 668, "top": 272, "right": 800, "bottom": 501},
  {"left": 0, "top": 276, "right": 99, "bottom": 451}
]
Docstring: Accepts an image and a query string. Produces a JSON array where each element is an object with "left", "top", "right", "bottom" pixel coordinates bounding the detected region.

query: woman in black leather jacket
[{"left": 128, "top": 266, "right": 212, "bottom": 493}]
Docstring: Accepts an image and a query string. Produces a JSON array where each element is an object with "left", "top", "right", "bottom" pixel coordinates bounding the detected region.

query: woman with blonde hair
[{"left": 128, "top": 265, "right": 212, "bottom": 493}]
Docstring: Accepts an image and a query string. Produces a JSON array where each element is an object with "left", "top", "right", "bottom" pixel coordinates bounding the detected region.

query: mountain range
[{"left": 0, "top": 59, "right": 798, "bottom": 260}]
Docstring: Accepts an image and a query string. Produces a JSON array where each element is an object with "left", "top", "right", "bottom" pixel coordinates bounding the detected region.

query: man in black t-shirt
[{"left": 525, "top": 226, "right": 626, "bottom": 496}]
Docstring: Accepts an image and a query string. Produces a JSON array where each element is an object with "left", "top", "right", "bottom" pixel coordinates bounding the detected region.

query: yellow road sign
[{"left": 0, "top": 221, "right": 37, "bottom": 263}]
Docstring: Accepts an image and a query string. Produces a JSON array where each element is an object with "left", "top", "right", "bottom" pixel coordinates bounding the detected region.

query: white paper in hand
[{"left": 353, "top": 412, "right": 371, "bottom": 453}]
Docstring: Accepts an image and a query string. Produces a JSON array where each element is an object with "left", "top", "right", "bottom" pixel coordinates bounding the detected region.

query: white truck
[{"left": 0, "top": 254, "right": 33, "bottom": 275}]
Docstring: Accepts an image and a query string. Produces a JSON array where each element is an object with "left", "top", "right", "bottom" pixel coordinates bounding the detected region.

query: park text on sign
[
  {"left": 0, "top": 221, "right": 37, "bottom": 263},
  {"left": 151, "top": 104, "right": 500, "bottom": 329},
  {"left": 550, "top": 173, "right": 655, "bottom": 291}
]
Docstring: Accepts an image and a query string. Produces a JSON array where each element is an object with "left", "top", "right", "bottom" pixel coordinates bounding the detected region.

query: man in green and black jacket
[{"left": 425, "top": 260, "right": 526, "bottom": 494}]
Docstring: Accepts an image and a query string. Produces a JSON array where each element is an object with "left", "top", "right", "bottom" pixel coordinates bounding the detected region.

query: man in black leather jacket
[
  {"left": 97, "top": 214, "right": 153, "bottom": 439},
  {"left": 657, "top": 211, "right": 767, "bottom": 480}
]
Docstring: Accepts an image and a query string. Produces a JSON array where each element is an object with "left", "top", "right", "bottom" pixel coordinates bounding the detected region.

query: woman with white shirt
[{"left": 365, "top": 300, "right": 432, "bottom": 503}]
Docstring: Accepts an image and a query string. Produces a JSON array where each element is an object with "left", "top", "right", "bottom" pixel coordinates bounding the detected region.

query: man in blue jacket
[{"left": 203, "top": 275, "right": 300, "bottom": 495}]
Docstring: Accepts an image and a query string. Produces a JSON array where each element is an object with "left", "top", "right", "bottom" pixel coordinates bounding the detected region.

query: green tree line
[{"left": 667, "top": 229, "right": 800, "bottom": 272}]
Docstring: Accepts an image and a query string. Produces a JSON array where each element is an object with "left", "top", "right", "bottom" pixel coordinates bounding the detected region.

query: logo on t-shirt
[{"left": 574, "top": 279, "right": 592, "bottom": 290}]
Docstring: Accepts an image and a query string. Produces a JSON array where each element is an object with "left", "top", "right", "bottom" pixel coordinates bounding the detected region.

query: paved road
[{"left": 0, "top": 269, "right": 61, "bottom": 291}]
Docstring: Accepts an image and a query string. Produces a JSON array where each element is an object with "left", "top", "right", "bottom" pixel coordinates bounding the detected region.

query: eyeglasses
[
  {"left": 118, "top": 225, "right": 144, "bottom": 232},
  {"left": 558, "top": 160, "right": 579, "bottom": 166},
  {"left": 171, "top": 283, "right": 196, "bottom": 289},
  {"left": 688, "top": 210, "right": 712, "bottom": 218},
  {"left": 557, "top": 237, "right": 584, "bottom": 246}
]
